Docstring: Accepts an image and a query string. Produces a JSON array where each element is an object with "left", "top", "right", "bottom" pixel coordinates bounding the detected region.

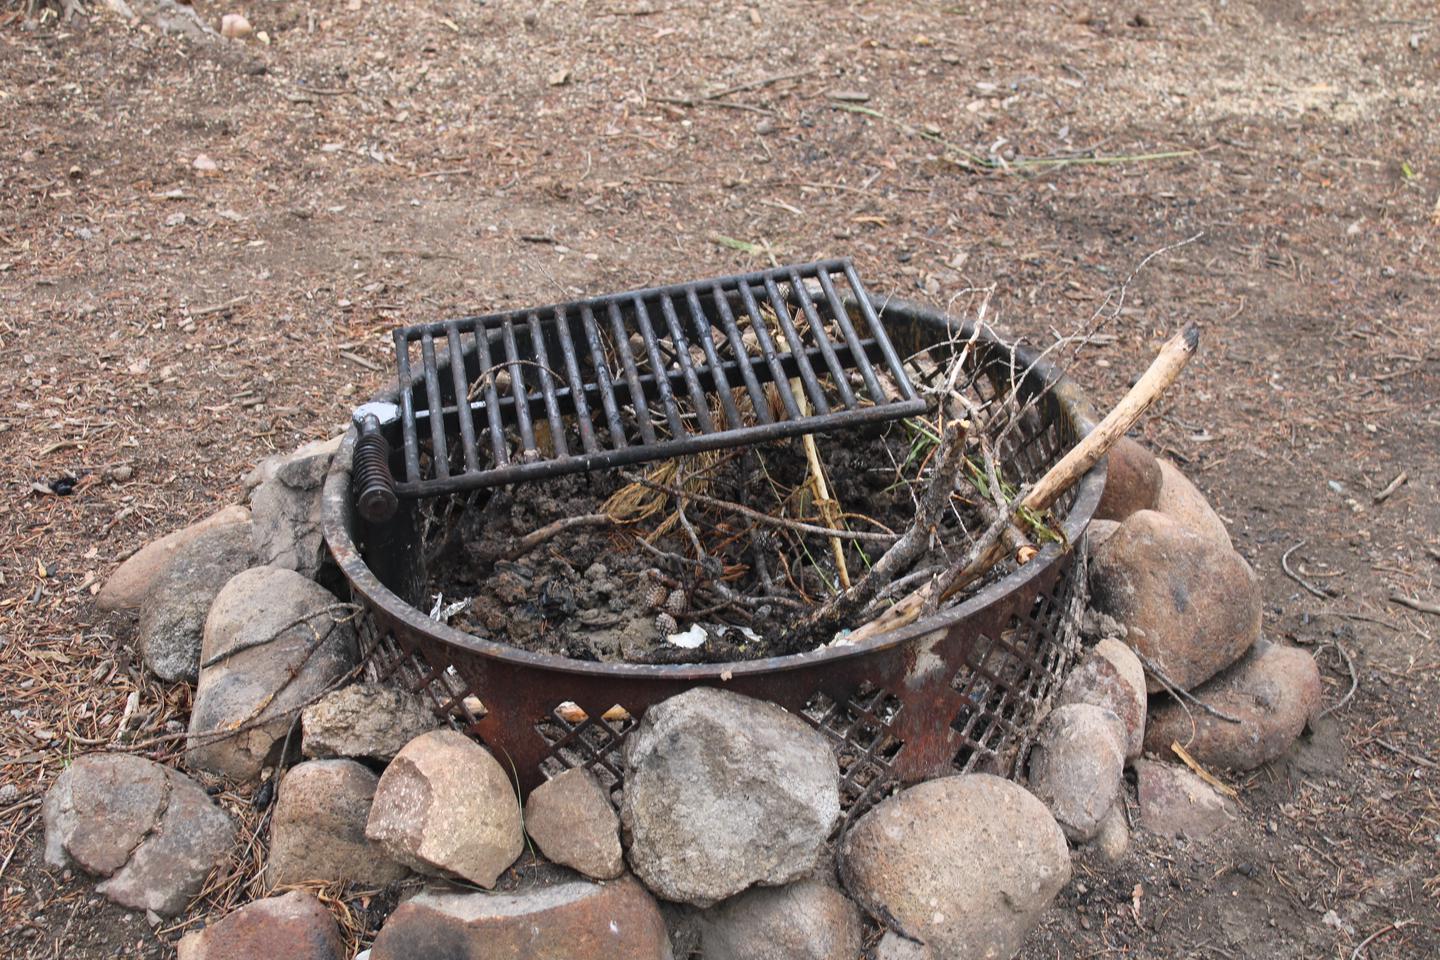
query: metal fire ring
[{"left": 321, "top": 296, "right": 1107, "bottom": 813}]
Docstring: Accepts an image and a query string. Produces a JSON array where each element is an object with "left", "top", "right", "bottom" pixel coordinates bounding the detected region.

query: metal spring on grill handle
[{"left": 353, "top": 413, "right": 399, "bottom": 524}]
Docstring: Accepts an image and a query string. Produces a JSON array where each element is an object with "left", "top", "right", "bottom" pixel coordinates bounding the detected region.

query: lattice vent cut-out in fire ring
[
  {"left": 950, "top": 558, "right": 1083, "bottom": 775},
  {"left": 364, "top": 623, "right": 489, "bottom": 733},
  {"left": 535, "top": 704, "right": 638, "bottom": 803},
  {"left": 802, "top": 683, "right": 905, "bottom": 818}
]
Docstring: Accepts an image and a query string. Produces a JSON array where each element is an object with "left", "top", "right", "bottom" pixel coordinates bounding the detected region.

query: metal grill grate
[{"left": 386, "top": 259, "right": 926, "bottom": 500}]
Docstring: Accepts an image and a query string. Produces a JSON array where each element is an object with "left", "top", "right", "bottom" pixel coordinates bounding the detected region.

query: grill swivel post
[{"left": 352, "top": 404, "right": 400, "bottom": 524}]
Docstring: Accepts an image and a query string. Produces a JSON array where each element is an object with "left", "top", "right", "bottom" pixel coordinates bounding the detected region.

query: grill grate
[{"left": 383, "top": 259, "right": 926, "bottom": 501}]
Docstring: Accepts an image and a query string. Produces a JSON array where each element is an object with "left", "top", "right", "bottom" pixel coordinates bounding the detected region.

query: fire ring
[{"left": 321, "top": 292, "right": 1106, "bottom": 814}]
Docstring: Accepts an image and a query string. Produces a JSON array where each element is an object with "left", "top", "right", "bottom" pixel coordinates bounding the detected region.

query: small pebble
[{"left": 220, "top": 13, "right": 253, "bottom": 39}]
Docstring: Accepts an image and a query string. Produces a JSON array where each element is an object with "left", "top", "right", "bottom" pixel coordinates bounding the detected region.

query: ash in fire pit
[{"left": 424, "top": 415, "right": 1034, "bottom": 665}]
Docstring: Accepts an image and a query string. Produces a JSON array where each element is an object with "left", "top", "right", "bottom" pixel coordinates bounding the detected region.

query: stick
[
  {"left": 702, "top": 69, "right": 814, "bottom": 101},
  {"left": 619, "top": 472, "right": 897, "bottom": 544},
  {"left": 1281, "top": 540, "right": 1336, "bottom": 599},
  {"left": 1317, "top": 640, "right": 1358, "bottom": 719},
  {"left": 807, "top": 432, "right": 850, "bottom": 589},
  {"left": 968, "top": 439, "right": 1037, "bottom": 568},
  {"left": 1389, "top": 593, "right": 1440, "bottom": 617},
  {"left": 794, "top": 379, "right": 850, "bottom": 590},
  {"left": 1349, "top": 918, "right": 1413, "bottom": 960},
  {"left": 1372, "top": 470, "right": 1407, "bottom": 503},
  {"left": 846, "top": 323, "right": 1200, "bottom": 642},
  {"left": 804, "top": 417, "right": 968, "bottom": 637},
  {"left": 504, "top": 513, "right": 615, "bottom": 559},
  {"left": 1372, "top": 738, "right": 1437, "bottom": 769},
  {"left": 1170, "top": 741, "right": 1239, "bottom": 799},
  {"left": 187, "top": 295, "right": 248, "bottom": 318},
  {"left": 1134, "top": 649, "right": 1243, "bottom": 724},
  {"left": 1025, "top": 323, "right": 1199, "bottom": 511}
]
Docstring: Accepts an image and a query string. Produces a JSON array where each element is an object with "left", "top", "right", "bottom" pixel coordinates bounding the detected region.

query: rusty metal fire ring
[{"left": 321, "top": 297, "right": 1106, "bottom": 813}]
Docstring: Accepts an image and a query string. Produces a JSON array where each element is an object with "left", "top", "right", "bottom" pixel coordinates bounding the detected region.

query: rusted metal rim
[{"left": 320, "top": 297, "right": 1106, "bottom": 682}]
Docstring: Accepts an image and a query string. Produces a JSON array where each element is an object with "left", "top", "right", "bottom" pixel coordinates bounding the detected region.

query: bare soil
[{"left": 1, "top": 0, "right": 1436, "bottom": 957}]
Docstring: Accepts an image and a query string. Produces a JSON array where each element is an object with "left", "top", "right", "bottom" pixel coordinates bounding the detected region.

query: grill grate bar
[
  {"left": 607, "top": 301, "right": 658, "bottom": 445},
  {"left": 445, "top": 323, "right": 480, "bottom": 474},
  {"left": 683, "top": 287, "right": 743, "bottom": 430},
  {"left": 631, "top": 295, "right": 688, "bottom": 438},
  {"left": 842, "top": 262, "right": 917, "bottom": 401},
  {"left": 553, "top": 307, "right": 599, "bottom": 455},
  {"left": 419, "top": 334, "right": 449, "bottom": 479},
  {"left": 658, "top": 294, "right": 715, "bottom": 434},
  {"left": 735, "top": 279, "right": 803, "bottom": 420},
  {"left": 787, "top": 269, "right": 857, "bottom": 409},
  {"left": 580, "top": 305, "right": 627, "bottom": 449},
  {"left": 761, "top": 275, "right": 830, "bottom": 416},
  {"left": 394, "top": 329, "right": 423, "bottom": 482},
  {"left": 378, "top": 259, "right": 925, "bottom": 502},
  {"left": 526, "top": 313, "right": 570, "bottom": 460},
  {"left": 500, "top": 318, "right": 537, "bottom": 459},
  {"left": 815, "top": 270, "right": 885, "bottom": 402},
  {"left": 708, "top": 281, "right": 773, "bottom": 424},
  {"left": 473, "top": 319, "right": 510, "bottom": 467}
]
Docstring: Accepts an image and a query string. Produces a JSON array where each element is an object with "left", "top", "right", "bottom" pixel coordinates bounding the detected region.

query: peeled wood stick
[
  {"left": 1023, "top": 322, "right": 1199, "bottom": 512},
  {"left": 795, "top": 377, "right": 851, "bottom": 590},
  {"left": 843, "top": 323, "right": 1199, "bottom": 645}
]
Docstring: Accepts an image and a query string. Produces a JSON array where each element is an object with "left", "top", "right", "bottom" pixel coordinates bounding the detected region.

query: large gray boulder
[
  {"left": 249, "top": 436, "right": 341, "bottom": 579},
  {"left": 1089, "top": 509, "right": 1260, "bottom": 693},
  {"left": 523, "top": 767, "right": 623, "bottom": 881},
  {"left": 620, "top": 688, "right": 841, "bottom": 907},
  {"left": 840, "top": 774, "right": 1070, "bottom": 959},
  {"left": 177, "top": 890, "right": 344, "bottom": 960},
  {"left": 267, "top": 759, "right": 408, "bottom": 889},
  {"left": 97, "top": 504, "right": 250, "bottom": 613},
  {"left": 43, "top": 753, "right": 234, "bottom": 917},
  {"left": 366, "top": 729, "right": 523, "bottom": 888},
  {"left": 1055, "top": 638, "right": 1147, "bottom": 760},
  {"left": 186, "top": 567, "right": 358, "bottom": 782},
  {"left": 1027, "top": 703, "right": 1127, "bottom": 843},
  {"left": 301, "top": 682, "right": 439, "bottom": 763},
  {"left": 700, "top": 878, "right": 863, "bottom": 960},
  {"left": 136, "top": 521, "right": 257, "bottom": 682},
  {"left": 1145, "top": 639, "right": 1321, "bottom": 771},
  {"left": 369, "top": 876, "right": 672, "bottom": 960}
]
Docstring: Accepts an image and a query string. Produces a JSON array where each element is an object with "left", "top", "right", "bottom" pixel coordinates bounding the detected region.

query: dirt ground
[{"left": 1, "top": 0, "right": 1436, "bottom": 956}]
